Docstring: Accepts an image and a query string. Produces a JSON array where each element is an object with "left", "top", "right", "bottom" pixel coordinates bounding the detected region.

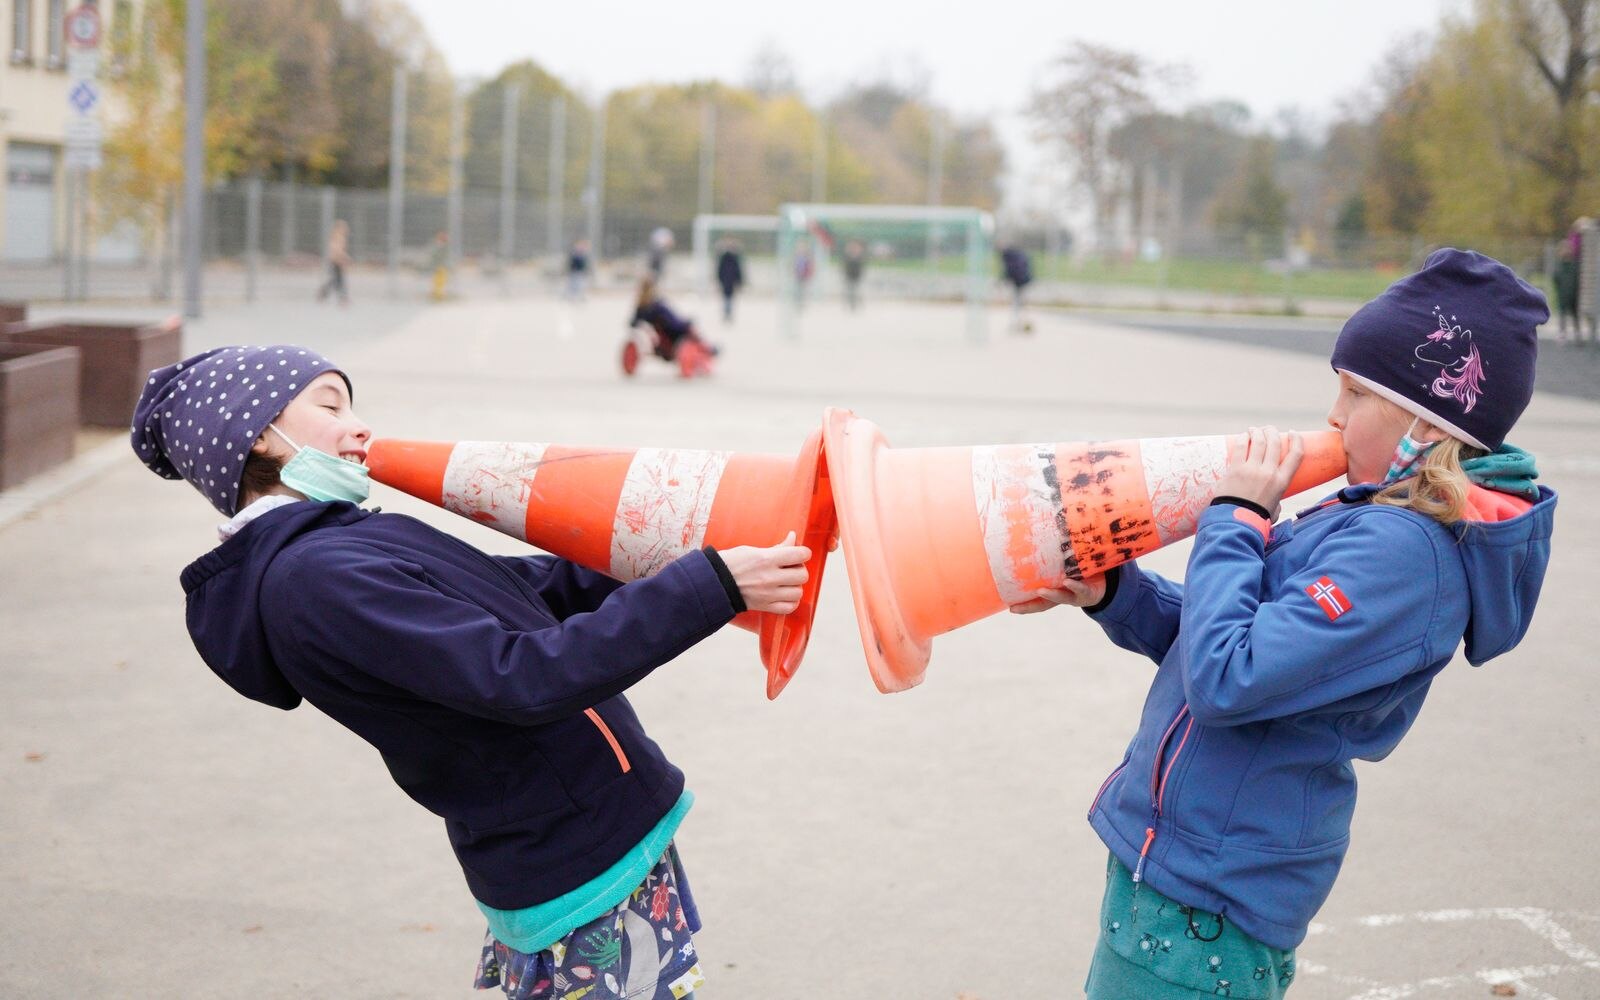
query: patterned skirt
[
  {"left": 1085, "top": 853, "right": 1297, "bottom": 999},
  {"left": 474, "top": 844, "right": 704, "bottom": 1000}
]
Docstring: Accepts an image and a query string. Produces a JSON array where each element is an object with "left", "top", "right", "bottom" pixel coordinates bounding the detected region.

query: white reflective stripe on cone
[
  {"left": 441, "top": 440, "right": 550, "bottom": 542},
  {"left": 1140, "top": 436, "right": 1231, "bottom": 546},
  {"left": 610, "top": 447, "right": 731, "bottom": 581},
  {"left": 972, "top": 443, "right": 1068, "bottom": 606}
]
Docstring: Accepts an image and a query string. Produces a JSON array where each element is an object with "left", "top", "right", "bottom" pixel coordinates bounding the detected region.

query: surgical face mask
[
  {"left": 269, "top": 424, "right": 371, "bottom": 504},
  {"left": 1381, "top": 417, "right": 1438, "bottom": 487}
]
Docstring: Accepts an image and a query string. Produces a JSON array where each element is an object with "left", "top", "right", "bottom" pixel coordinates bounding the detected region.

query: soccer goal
[{"left": 775, "top": 203, "right": 996, "bottom": 343}]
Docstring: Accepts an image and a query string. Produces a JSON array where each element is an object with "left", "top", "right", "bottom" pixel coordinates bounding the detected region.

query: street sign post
[
  {"left": 65, "top": 5, "right": 101, "bottom": 48},
  {"left": 63, "top": 4, "right": 104, "bottom": 299}
]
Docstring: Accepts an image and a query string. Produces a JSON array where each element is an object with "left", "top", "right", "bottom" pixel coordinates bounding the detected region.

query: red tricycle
[
  {"left": 620, "top": 321, "right": 715, "bottom": 378},
  {"left": 622, "top": 285, "right": 717, "bottom": 378}
]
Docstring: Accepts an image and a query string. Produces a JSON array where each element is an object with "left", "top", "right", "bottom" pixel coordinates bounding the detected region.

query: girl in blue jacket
[
  {"left": 132, "top": 345, "right": 810, "bottom": 1000},
  {"left": 1015, "top": 249, "right": 1556, "bottom": 998}
]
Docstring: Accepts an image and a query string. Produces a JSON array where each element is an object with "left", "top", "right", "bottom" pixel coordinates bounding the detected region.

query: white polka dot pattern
[{"left": 129, "top": 345, "right": 348, "bottom": 516}]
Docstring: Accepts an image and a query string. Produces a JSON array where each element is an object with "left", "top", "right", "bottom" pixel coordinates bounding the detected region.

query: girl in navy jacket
[
  {"left": 1014, "top": 250, "right": 1555, "bottom": 998},
  {"left": 132, "top": 345, "right": 809, "bottom": 1000}
]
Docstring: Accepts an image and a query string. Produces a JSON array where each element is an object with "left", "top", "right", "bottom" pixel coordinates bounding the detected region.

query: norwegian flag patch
[{"left": 1305, "top": 576, "right": 1353, "bottom": 621}]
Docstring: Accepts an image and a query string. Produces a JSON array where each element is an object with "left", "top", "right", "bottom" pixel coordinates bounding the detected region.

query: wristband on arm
[
  {"left": 701, "top": 547, "right": 747, "bottom": 614},
  {"left": 1209, "top": 495, "right": 1272, "bottom": 521}
]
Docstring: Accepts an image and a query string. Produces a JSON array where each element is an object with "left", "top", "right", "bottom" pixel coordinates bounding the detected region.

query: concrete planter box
[
  {"left": 0, "top": 316, "right": 182, "bottom": 427},
  {"left": 0, "top": 301, "right": 25, "bottom": 326},
  {"left": 0, "top": 343, "right": 81, "bottom": 490}
]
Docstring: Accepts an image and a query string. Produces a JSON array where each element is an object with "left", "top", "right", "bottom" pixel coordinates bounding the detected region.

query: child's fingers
[
  {"left": 1282, "top": 430, "right": 1304, "bottom": 476},
  {"left": 773, "top": 545, "right": 812, "bottom": 567},
  {"left": 759, "top": 552, "right": 810, "bottom": 578},
  {"left": 1038, "top": 584, "right": 1082, "bottom": 605},
  {"left": 769, "top": 566, "right": 808, "bottom": 587},
  {"left": 1262, "top": 425, "right": 1282, "bottom": 466},
  {"left": 758, "top": 584, "right": 805, "bottom": 614},
  {"left": 1008, "top": 597, "right": 1053, "bottom": 615},
  {"left": 1245, "top": 425, "right": 1264, "bottom": 463},
  {"left": 1010, "top": 576, "right": 1105, "bottom": 611}
]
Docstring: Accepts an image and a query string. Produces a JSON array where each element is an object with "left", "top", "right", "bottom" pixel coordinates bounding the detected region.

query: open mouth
[{"left": 341, "top": 451, "right": 367, "bottom": 465}]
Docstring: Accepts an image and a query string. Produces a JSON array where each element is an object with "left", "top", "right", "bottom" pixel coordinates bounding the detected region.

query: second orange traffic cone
[
  {"left": 366, "top": 429, "right": 836, "bottom": 699},
  {"left": 822, "top": 408, "right": 1347, "bottom": 694}
]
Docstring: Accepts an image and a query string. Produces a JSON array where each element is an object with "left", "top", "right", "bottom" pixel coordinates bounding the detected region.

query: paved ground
[{"left": 3, "top": 290, "right": 1598, "bottom": 999}]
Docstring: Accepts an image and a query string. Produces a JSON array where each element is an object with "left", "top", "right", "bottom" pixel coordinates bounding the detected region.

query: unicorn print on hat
[{"left": 1415, "top": 304, "right": 1486, "bottom": 413}]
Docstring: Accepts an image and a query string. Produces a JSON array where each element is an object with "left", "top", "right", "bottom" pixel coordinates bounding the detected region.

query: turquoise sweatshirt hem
[{"left": 477, "top": 789, "right": 695, "bottom": 953}]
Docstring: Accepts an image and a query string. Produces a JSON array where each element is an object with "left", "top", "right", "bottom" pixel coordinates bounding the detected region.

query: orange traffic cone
[
  {"left": 822, "top": 408, "right": 1348, "bottom": 694},
  {"left": 367, "top": 429, "right": 836, "bottom": 699}
]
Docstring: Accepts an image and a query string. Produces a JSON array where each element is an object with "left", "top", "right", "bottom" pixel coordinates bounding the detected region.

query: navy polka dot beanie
[
  {"left": 131, "top": 345, "right": 350, "bottom": 515},
  {"left": 1330, "top": 248, "right": 1546, "bottom": 451}
]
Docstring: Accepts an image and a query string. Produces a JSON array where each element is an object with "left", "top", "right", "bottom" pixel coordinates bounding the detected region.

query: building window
[
  {"left": 12, "top": 0, "right": 33, "bottom": 64},
  {"left": 46, "top": 0, "right": 65, "bottom": 68}
]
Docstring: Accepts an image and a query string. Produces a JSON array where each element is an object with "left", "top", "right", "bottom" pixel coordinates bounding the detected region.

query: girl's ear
[{"left": 249, "top": 430, "right": 274, "bottom": 456}]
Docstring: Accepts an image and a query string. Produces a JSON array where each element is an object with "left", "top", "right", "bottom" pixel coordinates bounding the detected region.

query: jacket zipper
[
  {"left": 1089, "top": 758, "right": 1129, "bottom": 816},
  {"left": 585, "top": 708, "right": 632, "bottom": 774},
  {"left": 1134, "top": 704, "right": 1192, "bottom": 883}
]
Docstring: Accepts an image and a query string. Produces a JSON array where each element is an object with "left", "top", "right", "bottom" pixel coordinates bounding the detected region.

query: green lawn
[
  {"left": 752, "top": 251, "right": 1559, "bottom": 311},
  {"left": 1041, "top": 257, "right": 1399, "bottom": 302}
]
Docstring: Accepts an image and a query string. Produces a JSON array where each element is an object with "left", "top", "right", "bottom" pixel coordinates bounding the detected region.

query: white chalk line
[
  {"left": 1298, "top": 907, "right": 1600, "bottom": 1000},
  {"left": 1341, "top": 962, "right": 1600, "bottom": 1000}
]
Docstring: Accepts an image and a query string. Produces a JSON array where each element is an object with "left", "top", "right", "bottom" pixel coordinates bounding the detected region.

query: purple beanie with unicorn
[{"left": 1330, "top": 248, "right": 1546, "bottom": 451}]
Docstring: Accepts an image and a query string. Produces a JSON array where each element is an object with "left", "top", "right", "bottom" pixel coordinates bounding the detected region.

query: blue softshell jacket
[
  {"left": 179, "top": 501, "right": 739, "bottom": 910},
  {"left": 1086, "top": 483, "right": 1556, "bottom": 949}
]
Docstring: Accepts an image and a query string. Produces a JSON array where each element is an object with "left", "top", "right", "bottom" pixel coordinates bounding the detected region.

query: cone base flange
[
  {"left": 757, "top": 425, "right": 837, "bottom": 699},
  {"left": 822, "top": 408, "right": 931, "bottom": 694}
]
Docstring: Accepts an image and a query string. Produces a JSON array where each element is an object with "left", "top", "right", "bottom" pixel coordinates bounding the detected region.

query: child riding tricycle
[{"left": 623, "top": 277, "right": 717, "bottom": 378}]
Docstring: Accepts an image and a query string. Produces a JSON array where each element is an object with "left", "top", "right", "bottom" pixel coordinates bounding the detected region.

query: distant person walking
[
  {"left": 842, "top": 240, "right": 867, "bottom": 311},
  {"left": 792, "top": 238, "right": 814, "bottom": 312},
  {"left": 316, "top": 220, "right": 352, "bottom": 307},
  {"left": 716, "top": 240, "right": 745, "bottom": 323},
  {"left": 1554, "top": 221, "right": 1583, "bottom": 344},
  {"left": 648, "top": 227, "right": 675, "bottom": 279},
  {"left": 429, "top": 230, "right": 452, "bottom": 302},
  {"left": 1000, "top": 244, "right": 1033, "bottom": 333},
  {"left": 566, "top": 238, "right": 592, "bottom": 302}
]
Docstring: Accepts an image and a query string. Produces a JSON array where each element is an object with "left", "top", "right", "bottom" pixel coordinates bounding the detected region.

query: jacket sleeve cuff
[
  {"left": 1199, "top": 501, "right": 1272, "bottom": 547},
  {"left": 701, "top": 546, "right": 748, "bottom": 614},
  {"left": 1083, "top": 564, "right": 1120, "bottom": 614},
  {"left": 1085, "top": 564, "right": 1137, "bottom": 621}
]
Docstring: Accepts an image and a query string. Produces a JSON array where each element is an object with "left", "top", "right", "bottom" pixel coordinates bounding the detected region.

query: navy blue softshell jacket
[
  {"left": 1086, "top": 484, "right": 1555, "bottom": 950},
  {"left": 179, "top": 501, "right": 739, "bottom": 909}
]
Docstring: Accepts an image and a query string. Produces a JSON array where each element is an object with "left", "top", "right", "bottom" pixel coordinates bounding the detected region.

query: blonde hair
[{"left": 1372, "top": 436, "right": 1486, "bottom": 526}]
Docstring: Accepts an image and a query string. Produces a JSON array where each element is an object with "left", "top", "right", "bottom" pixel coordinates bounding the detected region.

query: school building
[{"left": 2, "top": 0, "right": 142, "bottom": 262}]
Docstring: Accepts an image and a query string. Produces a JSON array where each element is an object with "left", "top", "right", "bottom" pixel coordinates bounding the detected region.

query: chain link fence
[{"left": 0, "top": 169, "right": 1577, "bottom": 323}]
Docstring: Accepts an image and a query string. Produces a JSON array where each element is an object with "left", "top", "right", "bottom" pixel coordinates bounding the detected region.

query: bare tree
[
  {"left": 746, "top": 41, "right": 800, "bottom": 99},
  {"left": 1502, "top": 0, "right": 1598, "bottom": 228},
  {"left": 1027, "top": 42, "right": 1151, "bottom": 256}
]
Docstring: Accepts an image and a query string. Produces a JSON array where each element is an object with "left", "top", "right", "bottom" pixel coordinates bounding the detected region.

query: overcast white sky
[{"left": 404, "top": 0, "right": 1464, "bottom": 216}]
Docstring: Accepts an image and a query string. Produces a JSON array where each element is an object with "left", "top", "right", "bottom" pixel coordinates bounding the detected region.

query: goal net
[{"left": 774, "top": 203, "right": 996, "bottom": 342}]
